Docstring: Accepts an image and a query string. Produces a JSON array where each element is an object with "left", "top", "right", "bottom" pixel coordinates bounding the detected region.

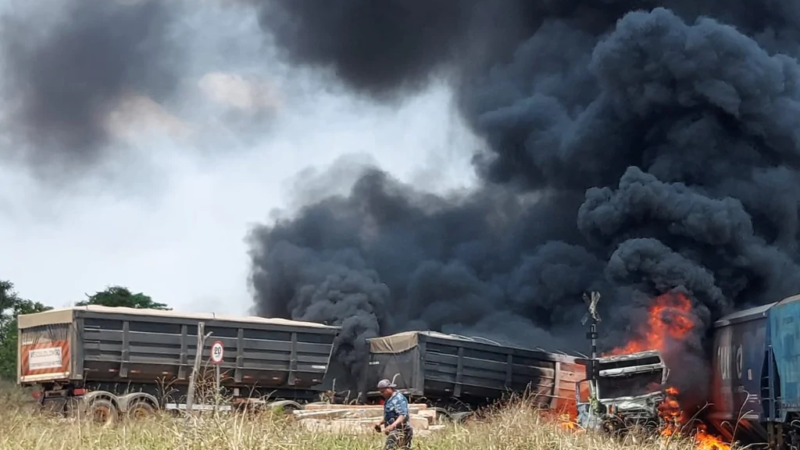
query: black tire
[
  {"left": 451, "top": 411, "right": 473, "bottom": 424},
  {"left": 279, "top": 404, "right": 298, "bottom": 414},
  {"left": 271, "top": 402, "right": 300, "bottom": 417},
  {"left": 432, "top": 408, "right": 453, "bottom": 425},
  {"left": 88, "top": 399, "right": 118, "bottom": 427},
  {"left": 127, "top": 401, "right": 156, "bottom": 420},
  {"left": 20, "top": 400, "right": 45, "bottom": 416}
]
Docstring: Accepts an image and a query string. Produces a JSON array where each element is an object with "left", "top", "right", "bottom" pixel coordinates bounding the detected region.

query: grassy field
[{"left": 0, "top": 382, "right": 715, "bottom": 450}]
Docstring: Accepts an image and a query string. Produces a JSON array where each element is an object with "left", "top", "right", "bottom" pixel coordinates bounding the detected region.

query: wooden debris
[
  {"left": 417, "top": 409, "right": 437, "bottom": 422},
  {"left": 303, "top": 403, "right": 429, "bottom": 411},
  {"left": 408, "top": 416, "right": 430, "bottom": 430},
  {"left": 292, "top": 403, "right": 444, "bottom": 436},
  {"left": 292, "top": 409, "right": 361, "bottom": 420}
]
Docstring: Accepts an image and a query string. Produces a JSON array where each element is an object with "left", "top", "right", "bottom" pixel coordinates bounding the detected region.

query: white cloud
[
  {"left": 105, "top": 93, "right": 195, "bottom": 143},
  {"left": 0, "top": 2, "right": 481, "bottom": 315},
  {"left": 198, "top": 72, "right": 280, "bottom": 112}
]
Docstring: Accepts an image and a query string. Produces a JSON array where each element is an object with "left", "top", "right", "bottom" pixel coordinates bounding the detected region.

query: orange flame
[
  {"left": 694, "top": 425, "right": 730, "bottom": 450},
  {"left": 553, "top": 291, "right": 730, "bottom": 449},
  {"left": 543, "top": 410, "right": 583, "bottom": 433},
  {"left": 659, "top": 386, "right": 684, "bottom": 436},
  {"left": 605, "top": 292, "right": 695, "bottom": 356},
  {"left": 603, "top": 292, "right": 729, "bottom": 450},
  {"left": 557, "top": 413, "right": 580, "bottom": 431},
  {"left": 659, "top": 387, "right": 730, "bottom": 449}
]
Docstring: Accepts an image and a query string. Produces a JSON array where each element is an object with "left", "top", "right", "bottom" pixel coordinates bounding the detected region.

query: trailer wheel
[
  {"left": 127, "top": 401, "right": 156, "bottom": 420},
  {"left": 274, "top": 404, "right": 298, "bottom": 414},
  {"left": 88, "top": 399, "right": 118, "bottom": 427},
  {"left": 431, "top": 408, "right": 453, "bottom": 425},
  {"left": 450, "top": 411, "right": 473, "bottom": 424},
  {"left": 269, "top": 401, "right": 302, "bottom": 418}
]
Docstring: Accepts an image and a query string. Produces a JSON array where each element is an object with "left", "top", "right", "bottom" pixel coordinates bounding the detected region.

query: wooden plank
[
  {"left": 296, "top": 408, "right": 427, "bottom": 420},
  {"left": 297, "top": 414, "right": 431, "bottom": 435},
  {"left": 293, "top": 409, "right": 358, "bottom": 419},
  {"left": 302, "top": 403, "right": 429, "bottom": 411}
]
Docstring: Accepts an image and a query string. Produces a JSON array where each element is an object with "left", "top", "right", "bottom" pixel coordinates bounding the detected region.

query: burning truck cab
[{"left": 575, "top": 350, "right": 669, "bottom": 432}]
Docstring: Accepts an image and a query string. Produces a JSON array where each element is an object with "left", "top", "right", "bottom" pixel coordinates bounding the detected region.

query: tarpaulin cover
[
  {"left": 367, "top": 345, "right": 423, "bottom": 393},
  {"left": 368, "top": 330, "right": 469, "bottom": 354},
  {"left": 17, "top": 305, "right": 337, "bottom": 329}
]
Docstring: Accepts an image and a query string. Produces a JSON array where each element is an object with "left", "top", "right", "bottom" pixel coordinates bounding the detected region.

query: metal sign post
[{"left": 210, "top": 340, "right": 224, "bottom": 414}]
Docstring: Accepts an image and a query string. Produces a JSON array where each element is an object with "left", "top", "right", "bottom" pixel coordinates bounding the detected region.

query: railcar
[{"left": 709, "top": 294, "right": 800, "bottom": 449}]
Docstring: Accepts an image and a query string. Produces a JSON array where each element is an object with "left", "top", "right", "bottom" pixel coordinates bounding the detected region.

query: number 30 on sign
[{"left": 211, "top": 340, "right": 224, "bottom": 365}]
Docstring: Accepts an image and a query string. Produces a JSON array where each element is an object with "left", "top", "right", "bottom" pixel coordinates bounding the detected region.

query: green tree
[
  {"left": 0, "top": 280, "right": 51, "bottom": 380},
  {"left": 77, "top": 286, "right": 170, "bottom": 310}
]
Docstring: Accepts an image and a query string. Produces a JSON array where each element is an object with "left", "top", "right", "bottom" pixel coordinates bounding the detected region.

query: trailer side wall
[
  {"left": 367, "top": 331, "right": 581, "bottom": 412},
  {"left": 18, "top": 306, "right": 340, "bottom": 392}
]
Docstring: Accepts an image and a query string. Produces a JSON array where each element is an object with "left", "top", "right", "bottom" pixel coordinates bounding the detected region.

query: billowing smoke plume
[
  {"left": 248, "top": 1, "right": 800, "bottom": 392},
  {"left": 0, "top": 0, "right": 180, "bottom": 176},
  {"left": 254, "top": 0, "right": 539, "bottom": 99}
]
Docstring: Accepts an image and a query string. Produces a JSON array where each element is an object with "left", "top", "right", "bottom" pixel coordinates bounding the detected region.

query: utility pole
[{"left": 581, "top": 292, "right": 601, "bottom": 385}]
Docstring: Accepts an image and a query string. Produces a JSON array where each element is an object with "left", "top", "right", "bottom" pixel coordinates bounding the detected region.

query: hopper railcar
[{"left": 709, "top": 294, "right": 800, "bottom": 449}]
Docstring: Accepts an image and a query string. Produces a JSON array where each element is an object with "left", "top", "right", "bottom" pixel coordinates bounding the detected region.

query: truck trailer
[
  {"left": 18, "top": 304, "right": 671, "bottom": 427},
  {"left": 363, "top": 331, "right": 585, "bottom": 413},
  {"left": 17, "top": 305, "right": 341, "bottom": 423},
  {"left": 363, "top": 330, "right": 668, "bottom": 424}
]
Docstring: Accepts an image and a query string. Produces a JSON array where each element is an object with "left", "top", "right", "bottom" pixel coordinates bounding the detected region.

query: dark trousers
[{"left": 384, "top": 426, "right": 413, "bottom": 449}]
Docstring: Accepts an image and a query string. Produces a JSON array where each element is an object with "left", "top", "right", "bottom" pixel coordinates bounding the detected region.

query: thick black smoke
[
  {"left": 248, "top": 1, "right": 800, "bottom": 395},
  {"left": 254, "top": 0, "right": 539, "bottom": 100},
  {"left": 0, "top": 0, "right": 180, "bottom": 176}
]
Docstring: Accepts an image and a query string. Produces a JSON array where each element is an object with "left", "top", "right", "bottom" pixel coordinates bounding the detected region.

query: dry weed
[{"left": 0, "top": 382, "right": 707, "bottom": 450}]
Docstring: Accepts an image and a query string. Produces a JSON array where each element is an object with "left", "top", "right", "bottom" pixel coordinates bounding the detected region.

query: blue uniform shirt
[{"left": 383, "top": 391, "right": 410, "bottom": 427}]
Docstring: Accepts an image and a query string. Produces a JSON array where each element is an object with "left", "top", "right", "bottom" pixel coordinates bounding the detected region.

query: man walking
[{"left": 373, "top": 379, "right": 413, "bottom": 449}]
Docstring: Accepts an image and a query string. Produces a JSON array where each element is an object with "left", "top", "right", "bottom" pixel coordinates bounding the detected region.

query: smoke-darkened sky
[
  {"left": 0, "top": 1, "right": 181, "bottom": 179},
  {"left": 0, "top": 1, "right": 474, "bottom": 316},
  {"left": 248, "top": 0, "right": 800, "bottom": 386},
  {"left": 3, "top": 0, "right": 800, "bottom": 399}
]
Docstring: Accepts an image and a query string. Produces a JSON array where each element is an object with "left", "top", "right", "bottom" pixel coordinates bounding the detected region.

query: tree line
[{"left": 0, "top": 280, "right": 169, "bottom": 380}]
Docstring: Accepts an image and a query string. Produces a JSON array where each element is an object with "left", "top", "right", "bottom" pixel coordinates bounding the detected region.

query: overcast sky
[{"left": 0, "top": 1, "right": 480, "bottom": 314}]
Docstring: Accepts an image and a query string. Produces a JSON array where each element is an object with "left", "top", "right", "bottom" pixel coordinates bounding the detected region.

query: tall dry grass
[{"left": 0, "top": 382, "right": 709, "bottom": 450}]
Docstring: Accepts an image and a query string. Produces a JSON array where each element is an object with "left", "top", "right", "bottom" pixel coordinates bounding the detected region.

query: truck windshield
[{"left": 597, "top": 372, "right": 663, "bottom": 399}]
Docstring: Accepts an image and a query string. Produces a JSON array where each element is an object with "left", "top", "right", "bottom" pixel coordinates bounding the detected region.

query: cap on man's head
[{"left": 377, "top": 379, "right": 396, "bottom": 389}]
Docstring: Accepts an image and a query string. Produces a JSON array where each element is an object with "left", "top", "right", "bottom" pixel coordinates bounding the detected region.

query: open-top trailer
[
  {"left": 17, "top": 305, "right": 670, "bottom": 427},
  {"left": 17, "top": 305, "right": 340, "bottom": 423}
]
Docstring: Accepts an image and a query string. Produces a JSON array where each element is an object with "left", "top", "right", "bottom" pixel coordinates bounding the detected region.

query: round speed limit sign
[{"left": 211, "top": 340, "right": 224, "bottom": 365}]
